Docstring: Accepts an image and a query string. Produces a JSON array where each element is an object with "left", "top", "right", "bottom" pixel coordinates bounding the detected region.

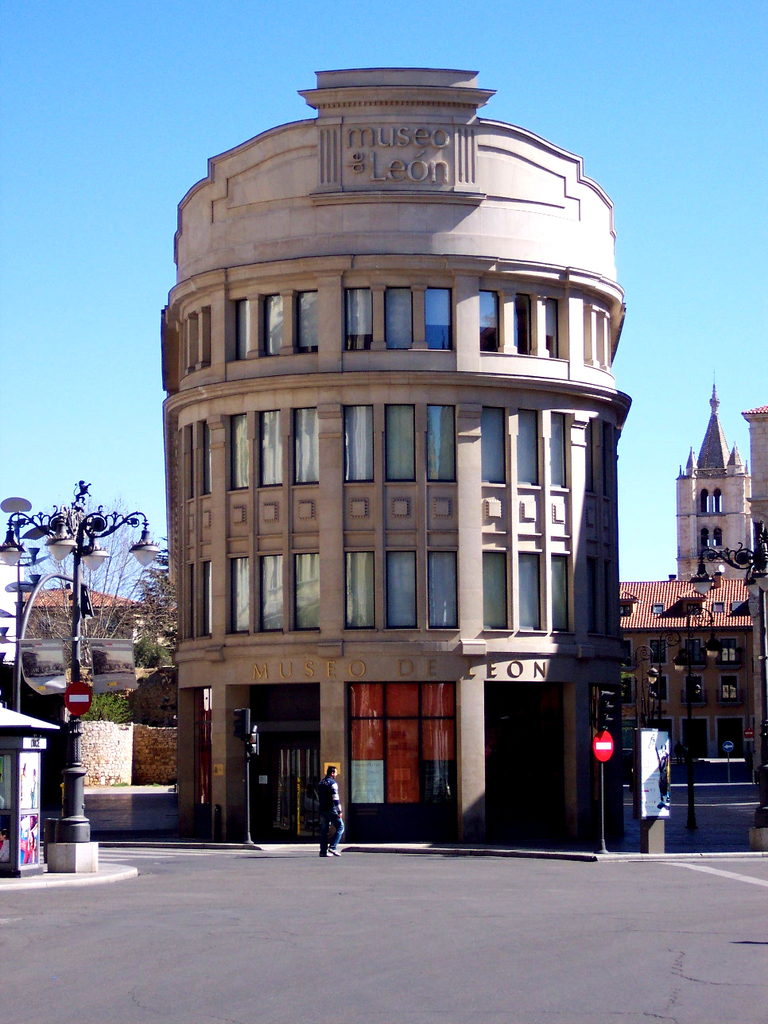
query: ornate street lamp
[
  {"left": 670, "top": 603, "right": 721, "bottom": 830},
  {"left": 0, "top": 482, "right": 159, "bottom": 846},
  {"left": 692, "top": 524, "right": 768, "bottom": 838}
]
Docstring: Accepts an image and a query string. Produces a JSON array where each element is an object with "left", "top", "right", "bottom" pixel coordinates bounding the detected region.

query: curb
[{"left": 0, "top": 865, "right": 138, "bottom": 892}]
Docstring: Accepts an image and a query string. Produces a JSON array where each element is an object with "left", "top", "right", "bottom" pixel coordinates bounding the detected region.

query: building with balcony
[
  {"left": 619, "top": 579, "right": 753, "bottom": 758},
  {"left": 161, "top": 68, "right": 630, "bottom": 844}
]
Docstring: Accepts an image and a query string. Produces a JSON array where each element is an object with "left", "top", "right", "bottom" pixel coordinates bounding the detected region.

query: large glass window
[
  {"left": 514, "top": 294, "right": 531, "bottom": 353},
  {"left": 259, "top": 410, "right": 282, "bottom": 487},
  {"left": 264, "top": 295, "right": 283, "bottom": 356},
  {"left": 483, "top": 551, "right": 507, "bottom": 629},
  {"left": 235, "top": 299, "right": 250, "bottom": 360},
  {"left": 550, "top": 413, "right": 566, "bottom": 488},
  {"left": 230, "top": 557, "right": 249, "bottom": 633},
  {"left": 344, "top": 406, "right": 374, "bottom": 482},
  {"left": 350, "top": 682, "right": 455, "bottom": 806},
  {"left": 345, "top": 551, "right": 374, "bottom": 628},
  {"left": 201, "top": 561, "right": 212, "bottom": 635},
  {"left": 479, "top": 290, "right": 499, "bottom": 351},
  {"left": 385, "top": 288, "right": 412, "bottom": 349},
  {"left": 230, "top": 414, "right": 249, "bottom": 490},
  {"left": 517, "top": 410, "right": 538, "bottom": 485},
  {"left": 481, "top": 407, "right": 506, "bottom": 483},
  {"left": 260, "top": 554, "right": 283, "bottom": 631},
  {"left": 345, "top": 288, "right": 373, "bottom": 350},
  {"left": 202, "top": 422, "right": 211, "bottom": 495},
  {"left": 385, "top": 405, "right": 415, "bottom": 481},
  {"left": 428, "top": 551, "right": 457, "bottom": 629},
  {"left": 427, "top": 405, "right": 455, "bottom": 481},
  {"left": 295, "top": 552, "right": 319, "bottom": 629},
  {"left": 294, "top": 408, "right": 319, "bottom": 484},
  {"left": 425, "top": 288, "right": 451, "bottom": 349},
  {"left": 551, "top": 555, "right": 569, "bottom": 631},
  {"left": 386, "top": 551, "right": 416, "bottom": 628},
  {"left": 518, "top": 552, "right": 540, "bottom": 630},
  {"left": 545, "top": 298, "right": 559, "bottom": 357},
  {"left": 297, "top": 291, "right": 318, "bottom": 352},
  {"left": 585, "top": 419, "right": 596, "bottom": 492}
]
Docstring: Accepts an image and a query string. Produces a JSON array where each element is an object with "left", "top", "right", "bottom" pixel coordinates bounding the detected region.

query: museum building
[{"left": 161, "top": 68, "right": 631, "bottom": 844}]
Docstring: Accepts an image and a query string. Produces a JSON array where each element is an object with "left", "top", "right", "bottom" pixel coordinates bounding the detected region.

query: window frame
[
  {"left": 424, "top": 287, "right": 452, "bottom": 350},
  {"left": 297, "top": 291, "right": 318, "bottom": 353},
  {"left": 345, "top": 288, "right": 373, "bottom": 351}
]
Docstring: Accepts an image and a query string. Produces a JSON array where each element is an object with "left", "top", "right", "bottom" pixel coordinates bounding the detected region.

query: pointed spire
[
  {"left": 728, "top": 444, "right": 743, "bottom": 468},
  {"left": 698, "top": 385, "right": 730, "bottom": 469},
  {"left": 686, "top": 447, "right": 697, "bottom": 473}
]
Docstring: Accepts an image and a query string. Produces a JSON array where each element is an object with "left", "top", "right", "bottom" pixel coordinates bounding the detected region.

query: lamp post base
[
  {"left": 749, "top": 827, "right": 768, "bottom": 852},
  {"left": 46, "top": 841, "right": 99, "bottom": 874}
]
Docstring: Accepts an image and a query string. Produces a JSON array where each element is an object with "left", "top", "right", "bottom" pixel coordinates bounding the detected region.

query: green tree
[{"left": 133, "top": 547, "right": 176, "bottom": 668}]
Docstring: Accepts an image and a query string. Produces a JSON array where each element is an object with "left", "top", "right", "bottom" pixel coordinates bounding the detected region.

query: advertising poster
[
  {"left": 19, "top": 753, "right": 40, "bottom": 810},
  {"left": 638, "top": 729, "right": 671, "bottom": 819},
  {"left": 91, "top": 639, "right": 137, "bottom": 693},
  {"left": 20, "top": 639, "right": 67, "bottom": 694},
  {"left": 0, "top": 754, "right": 11, "bottom": 810},
  {"left": 0, "top": 814, "right": 10, "bottom": 864},
  {"left": 19, "top": 814, "right": 39, "bottom": 867}
]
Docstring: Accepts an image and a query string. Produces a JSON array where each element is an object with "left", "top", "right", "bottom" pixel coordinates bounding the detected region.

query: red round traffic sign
[
  {"left": 745, "top": 728, "right": 754, "bottom": 740},
  {"left": 65, "top": 681, "right": 92, "bottom": 716},
  {"left": 593, "top": 730, "right": 614, "bottom": 762}
]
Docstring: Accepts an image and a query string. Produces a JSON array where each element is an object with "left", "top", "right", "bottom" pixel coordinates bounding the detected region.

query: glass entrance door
[{"left": 252, "top": 735, "right": 320, "bottom": 841}]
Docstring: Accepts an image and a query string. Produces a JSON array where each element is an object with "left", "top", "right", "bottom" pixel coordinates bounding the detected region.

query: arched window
[
  {"left": 700, "top": 489, "right": 709, "bottom": 514},
  {"left": 701, "top": 527, "right": 710, "bottom": 549},
  {"left": 713, "top": 527, "right": 722, "bottom": 546},
  {"left": 713, "top": 489, "right": 723, "bottom": 513}
]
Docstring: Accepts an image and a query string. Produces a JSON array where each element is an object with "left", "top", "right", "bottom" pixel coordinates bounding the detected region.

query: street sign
[
  {"left": 593, "top": 730, "right": 614, "bottom": 762},
  {"left": 722, "top": 740, "right": 734, "bottom": 753},
  {"left": 65, "top": 681, "right": 92, "bottom": 716},
  {"left": 745, "top": 728, "right": 754, "bottom": 740}
]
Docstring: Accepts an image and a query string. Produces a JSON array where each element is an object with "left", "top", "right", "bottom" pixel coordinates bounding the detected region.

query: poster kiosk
[{"left": 0, "top": 707, "right": 59, "bottom": 877}]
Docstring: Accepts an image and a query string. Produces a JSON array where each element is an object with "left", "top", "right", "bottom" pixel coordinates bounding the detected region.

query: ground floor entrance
[
  {"left": 716, "top": 718, "right": 744, "bottom": 758},
  {"left": 250, "top": 734, "right": 321, "bottom": 842},
  {"left": 484, "top": 681, "right": 564, "bottom": 843}
]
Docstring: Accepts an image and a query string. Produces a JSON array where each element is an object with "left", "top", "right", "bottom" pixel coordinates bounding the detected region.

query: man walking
[{"left": 318, "top": 765, "right": 344, "bottom": 857}]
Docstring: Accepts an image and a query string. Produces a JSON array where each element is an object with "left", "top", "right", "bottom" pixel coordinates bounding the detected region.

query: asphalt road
[{"left": 2, "top": 846, "right": 767, "bottom": 1024}]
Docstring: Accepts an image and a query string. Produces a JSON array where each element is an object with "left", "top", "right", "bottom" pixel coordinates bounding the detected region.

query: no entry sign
[
  {"left": 593, "top": 730, "right": 614, "bottom": 762},
  {"left": 65, "top": 681, "right": 92, "bottom": 716}
]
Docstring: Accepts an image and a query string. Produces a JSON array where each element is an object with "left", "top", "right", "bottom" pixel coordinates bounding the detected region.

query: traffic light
[
  {"left": 233, "top": 707, "right": 251, "bottom": 741},
  {"left": 597, "top": 688, "right": 619, "bottom": 731},
  {"left": 80, "top": 584, "right": 94, "bottom": 619},
  {"left": 248, "top": 725, "right": 259, "bottom": 756}
]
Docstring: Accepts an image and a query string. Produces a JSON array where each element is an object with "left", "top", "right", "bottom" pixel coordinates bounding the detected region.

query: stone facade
[
  {"left": 132, "top": 725, "right": 178, "bottom": 785},
  {"left": 82, "top": 721, "right": 133, "bottom": 786},
  {"left": 676, "top": 387, "right": 751, "bottom": 581},
  {"left": 162, "top": 68, "right": 631, "bottom": 845},
  {"left": 81, "top": 721, "right": 178, "bottom": 786}
]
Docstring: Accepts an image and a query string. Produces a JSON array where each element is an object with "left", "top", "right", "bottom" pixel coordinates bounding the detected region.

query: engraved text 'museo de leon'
[{"left": 346, "top": 125, "right": 452, "bottom": 185}]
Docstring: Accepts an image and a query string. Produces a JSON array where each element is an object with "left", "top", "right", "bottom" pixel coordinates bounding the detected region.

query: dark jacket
[{"left": 317, "top": 775, "right": 341, "bottom": 814}]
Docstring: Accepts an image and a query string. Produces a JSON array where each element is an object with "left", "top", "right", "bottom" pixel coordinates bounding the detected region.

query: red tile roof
[
  {"left": 619, "top": 578, "right": 752, "bottom": 631},
  {"left": 743, "top": 405, "right": 768, "bottom": 415}
]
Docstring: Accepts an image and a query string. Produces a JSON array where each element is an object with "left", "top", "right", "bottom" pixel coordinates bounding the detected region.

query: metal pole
[
  {"left": 685, "top": 614, "right": 697, "bottom": 830},
  {"left": 596, "top": 761, "right": 608, "bottom": 855},
  {"left": 58, "top": 543, "right": 90, "bottom": 844},
  {"left": 12, "top": 554, "right": 22, "bottom": 712},
  {"left": 756, "top": 586, "right": 768, "bottom": 828}
]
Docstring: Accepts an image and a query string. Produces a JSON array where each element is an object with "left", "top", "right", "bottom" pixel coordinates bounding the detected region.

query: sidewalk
[{"left": 1, "top": 762, "right": 763, "bottom": 890}]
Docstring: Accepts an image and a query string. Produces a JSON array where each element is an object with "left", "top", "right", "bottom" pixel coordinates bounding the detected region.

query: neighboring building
[
  {"left": 619, "top": 579, "right": 754, "bottom": 759},
  {"left": 161, "top": 68, "right": 631, "bottom": 844},
  {"left": 676, "top": 386, "right": 751, "bottom": 581}
]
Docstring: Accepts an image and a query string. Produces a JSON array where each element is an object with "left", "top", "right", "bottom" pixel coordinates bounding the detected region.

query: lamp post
[
  {"left": 692, "top": 524, "right": 768, "bottom": 836},
  {"left": 670, "top": 604, "right": 721, "bottom": 830},
  {"left": 631, "top": 635, "right": 681, "bottom": 729},
  {"left": 0, "top": 483, "right": 159, "bottom": 845}
]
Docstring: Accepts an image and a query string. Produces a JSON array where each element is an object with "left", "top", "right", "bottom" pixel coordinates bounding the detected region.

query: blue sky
[{"left": 1, "top": 0, "right": 766, "bottom": 579}]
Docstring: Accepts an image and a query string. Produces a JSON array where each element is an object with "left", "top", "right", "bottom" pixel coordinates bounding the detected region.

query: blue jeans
[{"left": 319, "top": 811, "right": 344, "bottom": 854}]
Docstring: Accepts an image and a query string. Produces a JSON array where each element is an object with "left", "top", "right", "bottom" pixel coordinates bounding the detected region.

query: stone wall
[
  {"left": 81, "top": 721, "right": 178, "bottom": 786},
  {"left": 82, "top": 721, "right": 133, "bottom": 786},
  {"left": 133, "top": 724, "right": 177, "bottom": 785}
]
